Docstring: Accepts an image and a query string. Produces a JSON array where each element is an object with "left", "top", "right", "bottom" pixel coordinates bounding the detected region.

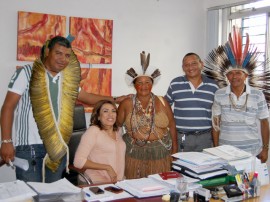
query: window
[{"left": 228, "top": 1, "right": 270, "bottom": 66}]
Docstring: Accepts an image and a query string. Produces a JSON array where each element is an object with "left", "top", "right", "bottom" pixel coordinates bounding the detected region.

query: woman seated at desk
[{"left": 74, "top": 100, "right": 126, "bottom": 184}]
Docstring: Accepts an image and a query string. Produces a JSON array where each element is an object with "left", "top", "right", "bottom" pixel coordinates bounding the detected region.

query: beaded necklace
[
  {"left": 130, "top": 94, "right": 155, "bottom": 147},
  {"left": 229, "top": 93, "right": 248, "bottom": 112},
  {"left": 229, "top": 85, "right": 248, "bottom": 112}
]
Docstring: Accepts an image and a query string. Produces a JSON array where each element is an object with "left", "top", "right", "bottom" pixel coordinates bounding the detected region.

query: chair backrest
[{"left": 68, "top": 104, "right": 87, "bottom": 165}]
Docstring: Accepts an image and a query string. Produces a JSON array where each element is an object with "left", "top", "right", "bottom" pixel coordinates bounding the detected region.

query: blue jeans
[{"left": 15, "top": 144, "right": 66, "bottom": 183}]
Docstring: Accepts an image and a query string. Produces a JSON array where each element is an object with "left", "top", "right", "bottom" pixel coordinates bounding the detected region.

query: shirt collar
[
  {"left": 225, "top": 83, "right": 251, "bottom": 95},
  {"left": 47, "top": 71, "right": 61, "bottom": 83}
]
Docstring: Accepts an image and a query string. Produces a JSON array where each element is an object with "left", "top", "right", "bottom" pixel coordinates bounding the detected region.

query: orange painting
[
  {"left": 70, "top": 17, "right": 113, "bottom": 64},
  {"left": 17, "top": 11, "right": 66, "bottom": 61},
  {"left": 78, "top": 68, "right": 112, "bottom": 112}
]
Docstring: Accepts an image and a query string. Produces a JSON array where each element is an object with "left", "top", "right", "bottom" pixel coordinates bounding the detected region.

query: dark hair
[
  {"left": 40, "top": 36, "right": 71, "bottom": 62},
  {"left": 90, "top": 100, "right": 118, "bottom": 131},
  {"left": 182, "top": 52, "right": 202, "bottom": 63},
  {"left": 48, "top": 36, "right": 71, "bottom": 50},
  {"left": 132, "top": 76, "right": 154, "bottom": 85}
]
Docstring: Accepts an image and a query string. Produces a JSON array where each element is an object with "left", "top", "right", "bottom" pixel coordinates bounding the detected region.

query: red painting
[
  {"left": 17, "top": 11, "right": 66, "bottom": 61},
  {"left": 70, "top": 17, "right": 113, "bottom": 64},
  {"left": 78, "top": 68, "right": 112, "bottom": 112}
]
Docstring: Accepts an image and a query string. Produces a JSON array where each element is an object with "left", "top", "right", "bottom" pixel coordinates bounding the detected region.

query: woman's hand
[{"left": 106, "top": 165, "right": 118, "bottom": 183}]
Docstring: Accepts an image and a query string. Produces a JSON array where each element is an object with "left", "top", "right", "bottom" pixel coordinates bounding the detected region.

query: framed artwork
[
  {"left": 78, "top": 68, "right": 112, "bottom": 112},
  {"left": 17, "top": 11, "right": 66, "bottom": 61},
  {"left": 70, "top": 17, "right": 113, "bottom": 64}
]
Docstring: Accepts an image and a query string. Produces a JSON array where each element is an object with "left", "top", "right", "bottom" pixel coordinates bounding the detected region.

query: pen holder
[{"left": 240, "top": 172, "right": 261, "bottom": 199}]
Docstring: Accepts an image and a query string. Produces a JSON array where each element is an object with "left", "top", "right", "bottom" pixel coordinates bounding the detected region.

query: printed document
[
  {"left": 116, "top": 178, "right": 171, "bottom": 198},
  {"left": 27, "top": 178, "right": 81, "bottom": 195},
  {"left": 0, "top": 180, "right": 36, "bottom": 202},
  {"left": 203, "top": 145, "right": 252, "bottom": 161}
]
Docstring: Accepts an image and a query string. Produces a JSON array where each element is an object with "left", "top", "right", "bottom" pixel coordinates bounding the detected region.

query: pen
[{"left": 9, "top": 159, "right": 15, "bottom": 169}]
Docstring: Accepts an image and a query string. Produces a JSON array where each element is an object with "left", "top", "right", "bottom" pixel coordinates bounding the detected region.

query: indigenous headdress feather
[
  {"left": 203, "top": 26, "right": 270, "bottom": 106},
  {"left": 126, "top": 51, "right": 161, "bottom": 86}
]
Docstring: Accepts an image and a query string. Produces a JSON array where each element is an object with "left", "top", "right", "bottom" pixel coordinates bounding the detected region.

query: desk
[{"left": 107, "top": 184, "right": 270, "bottom": 202}]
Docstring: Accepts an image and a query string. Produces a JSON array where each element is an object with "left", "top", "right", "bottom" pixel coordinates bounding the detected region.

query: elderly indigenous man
[
  {"left": 204, "top": 27, "right": 270, "bottom": 163},
  {"left": 0, "top": 36, "right": 126, "bottom": 183},
  {"left": 165, "top": 53, "right": 219, "bottom": 152}
]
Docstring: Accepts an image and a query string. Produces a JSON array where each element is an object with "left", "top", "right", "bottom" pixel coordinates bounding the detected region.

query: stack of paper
[
  {"left": 171, "top": 152, "right": 228, "bottom": 180},
  {"left": 27, "top": 178, "right": 81, "bottom": 201},
  {"left": 115, "top": 178, "right": 171, "bottom": 198},
  {"left": 203, "top": 145, "right": 252, "bottom": 161},
  {"left": 0, "top": 180, "right": 37, "bottom": 202}
]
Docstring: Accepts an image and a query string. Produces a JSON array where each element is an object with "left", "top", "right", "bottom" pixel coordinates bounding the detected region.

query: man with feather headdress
[{"left": 204, "top": 26, "right": 269, "bottom": 163}]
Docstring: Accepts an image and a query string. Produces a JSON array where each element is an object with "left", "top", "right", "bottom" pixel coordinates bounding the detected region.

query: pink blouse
[{"left": 74, "top": 126, "right": 126, "bottom": 184}]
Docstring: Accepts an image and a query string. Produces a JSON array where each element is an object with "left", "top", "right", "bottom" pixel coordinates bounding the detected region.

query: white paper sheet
[
  {"left": 13, "top": 157, "right": 29, "bottom": 171},
  {"left": 0, "top": 180, "right": 37, "bottom": 202},
  {"left": 27, "top": 178, "right": 81, "bottom": 195},
  {"left": 115, "top": 178, "right": 171, "bottom": 198},
  {"left": 203, "top": 145, "right": 252, "bottom": 161},
  {"left": 172, "top": 152, "right": 223, "bottom": 165}
]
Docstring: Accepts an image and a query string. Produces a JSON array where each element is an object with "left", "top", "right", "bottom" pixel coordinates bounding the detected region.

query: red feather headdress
[{"left": 203, "top": 26, "right": 270, "bottom": 106}]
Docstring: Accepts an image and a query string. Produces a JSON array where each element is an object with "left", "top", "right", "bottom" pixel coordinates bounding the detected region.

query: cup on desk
[{"left": 175, "top": 177, "right": 189, "bottom": 201}]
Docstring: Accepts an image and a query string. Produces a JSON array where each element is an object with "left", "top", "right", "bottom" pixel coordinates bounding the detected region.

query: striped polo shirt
[
  {"left": 212, "top": 84, "right": 269, "bottom": 154},
  {"left": 165, "top": 75, "right": 218, "bottom": 132},
  {"left": 8, "top": 64, "right": 61, "bottom": 146}
]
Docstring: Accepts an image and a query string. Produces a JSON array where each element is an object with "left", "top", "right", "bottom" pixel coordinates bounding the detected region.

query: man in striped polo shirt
[
  {"left": 212, "top": 69, "right": 269, "bottom": 163},
  {"left": 165, "top": 53, "right": 219, "bottom": 152}
]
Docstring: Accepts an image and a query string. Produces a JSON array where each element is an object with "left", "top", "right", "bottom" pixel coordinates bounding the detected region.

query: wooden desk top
[{"left": 109, "top": 184, "right": 270, "bottom": 202}]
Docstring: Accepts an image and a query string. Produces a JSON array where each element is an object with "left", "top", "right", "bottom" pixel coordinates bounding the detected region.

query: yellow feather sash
[{"left": 30, "top": 52, "right": 81, "bottom": 172}]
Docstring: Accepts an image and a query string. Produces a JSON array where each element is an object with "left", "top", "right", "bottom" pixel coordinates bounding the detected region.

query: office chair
[{"left": 63, "top": 104, "right": 93, "bottom": 185}]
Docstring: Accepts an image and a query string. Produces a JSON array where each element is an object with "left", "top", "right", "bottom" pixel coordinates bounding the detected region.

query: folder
[{"left": 172, "top": 164, "right": 228, "bottom": 180}]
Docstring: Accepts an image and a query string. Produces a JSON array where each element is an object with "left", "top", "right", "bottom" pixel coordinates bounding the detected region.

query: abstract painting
[
  {"left": 70, "top": 17, "right": 113, "bottom": 64},
  {"left": 78, "top": 68, "right": 112, "bottom": 112},
  {"left": 17, "top": 11, "right": 66, "bottom": 61}
]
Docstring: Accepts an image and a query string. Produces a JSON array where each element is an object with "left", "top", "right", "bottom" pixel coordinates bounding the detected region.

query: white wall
[
  {"left": 0, "top": 0, "right": 206, "bottom": 182},
  {"left": 1, "top": 0, "right": 269, "bottom": 183}
]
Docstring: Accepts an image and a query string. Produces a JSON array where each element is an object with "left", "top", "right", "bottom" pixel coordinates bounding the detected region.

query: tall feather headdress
[
  {"left": 126, "top": 51, "right": 161, "bottom": 86},
  {"left": 203, "top": 26, "right": 270, "bottom": 106}
]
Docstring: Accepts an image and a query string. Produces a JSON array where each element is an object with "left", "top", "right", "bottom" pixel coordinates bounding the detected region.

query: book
[{"left": 172, "top": 159, "right": 225, "bottom": 174}]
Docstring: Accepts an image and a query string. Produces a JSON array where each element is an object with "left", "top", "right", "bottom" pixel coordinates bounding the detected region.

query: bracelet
[
  {"left": 0, "top": 139, "right": 13, "bottom": 144},
  {"left": 262, "top": 144, "right": 269, "bottom": 150}
]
